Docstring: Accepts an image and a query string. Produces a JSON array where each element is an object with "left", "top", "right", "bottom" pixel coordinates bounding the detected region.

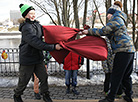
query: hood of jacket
[
  {"left": 18, "top": 18, "right": 39, "bottom": 32},
  {"left": 111, "top": 10, "right": 127, "bottom": 25}
]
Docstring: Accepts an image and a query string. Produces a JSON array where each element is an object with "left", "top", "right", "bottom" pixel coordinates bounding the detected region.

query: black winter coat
[{"left": 19, "top": 18, "right": 55, "bottom": 65}]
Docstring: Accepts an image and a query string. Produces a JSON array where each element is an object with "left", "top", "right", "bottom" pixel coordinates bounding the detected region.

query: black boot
[
  {"left": 123, "top": 96, "right": 133, "bottom": 102},
  {"left": 34, "top": 92, "right": 41, "bottom": 100},
  {"left": 72, "top": 86, "right": 80, "bottom": 95},
  {"left": 66, "top": 85, "right": 70, "bottom": 94},
  {"left": 99, "top": 97, "right": 114, "bottom": 102},
  {"left": 43, "top": 92, "right": 53, "bottom": 102},
  {"left": 13, "top": 94, "right": 23, "bottom": 102}
]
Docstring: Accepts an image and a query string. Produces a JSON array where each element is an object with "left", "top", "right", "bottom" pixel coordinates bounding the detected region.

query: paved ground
[
  {"left": 1, "top": 98, "right": 138, "bottom": 102},
  {"left": 0, "top": 84, "right": 138, "bottom": 102}
]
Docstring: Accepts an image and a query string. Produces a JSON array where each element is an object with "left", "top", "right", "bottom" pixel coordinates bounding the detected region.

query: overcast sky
[
  {"left": 0, "top": 0, "right": 50, "bottom": 25},
  {"left": 0, "top": 0, "right": 136, "bottom": 25},
  {"left": 0, "top": 0, "right": 24, "bottom": 21}
]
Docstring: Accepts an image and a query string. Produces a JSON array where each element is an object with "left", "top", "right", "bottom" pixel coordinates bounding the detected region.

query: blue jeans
[{"left": 65, "top": 70, "right": 78, "bottom": 87}]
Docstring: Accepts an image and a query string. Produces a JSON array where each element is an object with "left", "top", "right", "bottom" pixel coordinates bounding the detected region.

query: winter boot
[
  {"left": 43, "top": 92, "right": 53, "bottom": 102},
  {"left": 99, "top": 97, "right": 114, "bottom": 102},
  {"left": 72, "top": 87, "right": 80, "bottom": 95},
  {"left": 13, "top": 94, "right": 23, "bottom": 102},
  {"left": 66, "top": 85, "right": 70, "bottom": 94},
  {"left": 34, "top": 92, "right": 41, "bottom": 100},
  {"left": 123, "top": 96, "right": 133, "bottom": 102},
  {"left": 116, "top": 94, "right": 122, "bottom": 98}
]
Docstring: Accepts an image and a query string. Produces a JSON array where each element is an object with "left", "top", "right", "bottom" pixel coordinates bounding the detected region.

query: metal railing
[{"left": 0, "top": 48, "right": 137, "bottom": 78}]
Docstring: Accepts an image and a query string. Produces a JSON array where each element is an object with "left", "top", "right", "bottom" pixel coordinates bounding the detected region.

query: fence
[{"left": 0, "top": 48, "right": 138, "bottom": 78}]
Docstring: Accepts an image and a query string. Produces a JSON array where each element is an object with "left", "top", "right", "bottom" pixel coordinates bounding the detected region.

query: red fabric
[
  {"left": 43, "top": 25, "right": 80, "bottom": 44},
  {"left": 49, "top": 49, "right": 69, "bottom": 64},
  {"left": 60, "top": 36, "right": 108, "bottom": 61},
  {"left": 63, "top": 52, "right": 82, "bottom": 70},
  {"left": 43, "top": 25, "right": 80, "bottom": 63},
  {"left": 42, "top": 25, "right": 108, "bottom": 63}
]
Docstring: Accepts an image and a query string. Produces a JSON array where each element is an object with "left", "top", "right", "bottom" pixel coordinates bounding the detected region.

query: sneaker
[
  {"left": 72, "top": 89, "right": 80, "bottom": 95},
  {"left": 34, "top": 92, "right": 41, "bottom": 100},
  {"left": 116, "top": 94, "right": 122, "bottom": 98},
  {"left": 123, "top": 96, "right": 133, "bottom": 102},
  {"left": 43, "top": 93, "right": 53, "bottom": 102},
  {"left": 13, "top": 94, "right": 23, "bottom": 102},
  {"left": 104, "top": 92, "right": 108, "bottom": 96},
  {"left": 99, "top": 97, "right": 114, "bottom": 102}
]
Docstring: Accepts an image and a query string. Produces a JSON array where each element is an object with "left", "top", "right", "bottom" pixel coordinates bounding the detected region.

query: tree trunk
[
  {"left": 132, "top": 0, "right": 137, "bottom": 50},
  {"left": 106, "top": 0, "right": 111, "bottom": 23},
  {"left": 54, "top": 0, "right": 61, "bottom": 25},
  {"left": 62, "top": 0, "right": 68, "bottom": 27},
  {"left": 123, "top": 0, "right": 128, "bottom": 26},
  {"left": 132, "top": 0, "right": 135, "bottom": 42},
  {"left": 93, "top": 0, "right": 105, "bottom": 26},
  {"left": 92, "top": 12, "right": 96, "bottom": 28},
  {"left": 83, "top": 0, "right": 88, "bottom": 27},
  {"left": 123, "top": 0, "right": 127, "bottom": 14},
  {"left": 137, "top": 0, "right": 138, "bottom": 22},
  {"left": 73, "top": 0, "right": 80, "bottom": 29}
]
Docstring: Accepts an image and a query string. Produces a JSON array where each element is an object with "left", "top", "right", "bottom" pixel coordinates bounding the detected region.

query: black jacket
[{"left": 19, "top": 18, "right": 55, "bottom": 65}]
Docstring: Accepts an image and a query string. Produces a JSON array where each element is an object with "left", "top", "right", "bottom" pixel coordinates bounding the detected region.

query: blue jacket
[{"left": 88, "top": 10, "right": 135, "bottom": 53}]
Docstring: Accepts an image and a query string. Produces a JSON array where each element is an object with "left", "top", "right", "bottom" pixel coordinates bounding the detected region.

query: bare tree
[
  {"left": 93, "top": 0, "right": 105, "bottom": 26},
  {"left": 73, "top": 0, "right": 80, "bottom": 28},
  {"left": 123, "top": 0, "right": 128, "bottom": 16},
  {"left": 137, "top": 0, "right": 138, "bottom": 21},
  {"left": 53, "top": 0, "right": 62, "bottom": 25},
  {"left": 29, "top": 0, "right": 85, "bottom": 28},
  {"left": 30, "top": 0, "right": 57, "bottom": 25},
  {"left": 83, "top": 0, "right": 88, "bottom": 26},
  {"left": 132, "top": 0, "right": 136, "bottom": 42},
  {"left": 105, "top": 0, "right": 111, "bottom": 23},
  {"left": 136, "top": 0, "right": 138, "bottom": 50},
  {"left": 132, "top": 0, "right": 138, "bottom": 50}
]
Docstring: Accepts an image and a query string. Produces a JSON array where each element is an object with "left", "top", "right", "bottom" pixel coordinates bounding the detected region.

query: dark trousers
[
  {"left": 104, "top": 73, "right": 123, "bottom": 95},
  {"left": 108, "top": 52, "right": 134, "bottom": 100},
  {"left": 14, "top": 62, "right": 49, "bottom": 96}
]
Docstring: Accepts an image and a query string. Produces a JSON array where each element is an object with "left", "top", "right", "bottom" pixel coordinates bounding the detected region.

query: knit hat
[
  {"left": 114, "top": 1, "right": 122, "bottom": 9},
  {"left": 19, "top": 4, "right": 35, "bottom": 18},
  {"left": 107, "top": 8, "right": 116, "bottom": 15},
  {"left": 107, "top": 1, "right": 122, "bottom": 15},
  {"left": 108, "top": 1, "right": 122, "bottom": 12}
]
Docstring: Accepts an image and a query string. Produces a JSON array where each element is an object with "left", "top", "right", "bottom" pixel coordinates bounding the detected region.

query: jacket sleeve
[
  {"left": 79, "top": 56, "right": 84, "bottom": 65},
  {"left": 88, "top": 19, "right": 119, "bottom": 36},
  {"left": 22, "top": 24, "right": 55, "bottom": 51}
]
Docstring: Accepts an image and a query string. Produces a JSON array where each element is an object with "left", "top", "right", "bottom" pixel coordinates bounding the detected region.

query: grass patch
[{"left": 7, "top": 26, "right": 19, "bottom": 31}]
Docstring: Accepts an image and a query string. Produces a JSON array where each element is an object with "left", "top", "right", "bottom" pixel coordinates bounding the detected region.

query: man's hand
[
  {"left": 55, "top": 44, "right": 63, "bottom": 50},
  {"left": 78, "top": 30, "right": 88, "bottom": 35}
]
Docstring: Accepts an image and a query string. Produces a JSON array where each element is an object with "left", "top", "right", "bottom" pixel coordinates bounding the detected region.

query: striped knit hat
[{"left": 19, "top": 4, "right": 35, "bottom": 18}]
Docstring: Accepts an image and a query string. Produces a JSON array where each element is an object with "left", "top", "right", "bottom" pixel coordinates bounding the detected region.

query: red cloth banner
[
  {"left": 43, "top": 25, "right": 107, "bottom": 63},
  {"left": 60, "top": 36, "right": 108, "bottom": 61},
  {"left": 43, "top": 25, "right": 80, "bottom": 44}
]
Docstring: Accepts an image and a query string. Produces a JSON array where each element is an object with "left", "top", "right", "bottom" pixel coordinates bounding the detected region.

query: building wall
[{"left": 10, "top": 10, "right": 22, "bottom": 25}]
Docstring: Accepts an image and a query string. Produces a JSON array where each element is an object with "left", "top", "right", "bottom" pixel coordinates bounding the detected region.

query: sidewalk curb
[{"left": 1, "top": 98, "right": 138, "bottom": 102}]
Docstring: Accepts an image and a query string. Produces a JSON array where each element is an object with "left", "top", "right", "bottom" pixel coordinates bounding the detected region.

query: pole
[{"left": 86, "top": 59, "right": 90, "bottom": 79}]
